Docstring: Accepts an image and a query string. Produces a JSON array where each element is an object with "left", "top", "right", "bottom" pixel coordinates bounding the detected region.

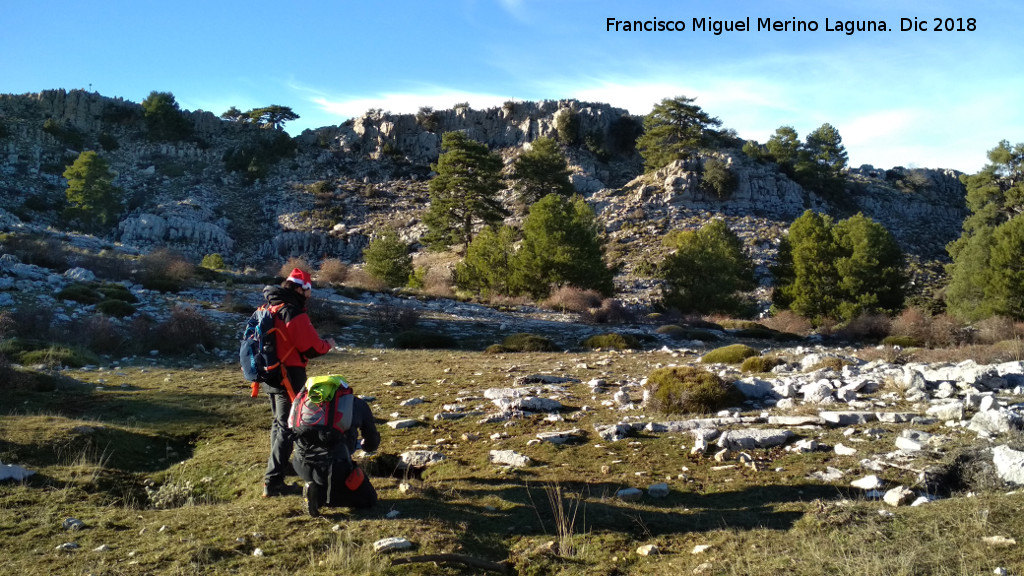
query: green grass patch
[
  {"left": 700, "top": 343, "right": 760, "bottom": 364},
  {"left": 741, "top": 355, "right": 787, "bottom": 373},
  {"left": 646, "top": 365, "right": 745, "bottom": 414},
  {"left": 581, "top": 332, "right": 638, "bottom": 350},
  {"left": 488, "top": 333, "right": 559, "bottom": 353}
]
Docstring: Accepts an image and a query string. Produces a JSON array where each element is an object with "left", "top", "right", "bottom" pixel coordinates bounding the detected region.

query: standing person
[
  {"left": 261, "top": 267, "right": 336, "bottom": 498},
  {"left": 289, "top": 375, "right": 380, "bottom": 517}
]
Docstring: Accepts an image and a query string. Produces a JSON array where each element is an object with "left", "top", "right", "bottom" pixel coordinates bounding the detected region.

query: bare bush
[
  {"left": 420, "top": 266, "right": 455, "bottom": 299},
  {"left": 278, "top": 257, "right": 312, "bottom": 281},
  {"left": 974, "top": 316, "right": 1018, "bottom": 345},
  {"left": 890, "top": 307, "right": 931, "bottom": 343},
  {"left": 928, "top": 314, "right": 965, "bottom": 348},
  {"left": 760, "top": 310, "right": 812, "bottom": 336},
  {"left": 76, "top": 250, "right": 133, "bottom": 281},
  {"left": 0, "top": 310, "right": 16, "bottom": 339},
  {"left": 541, "top": 286, "right": 603, "bottom": 313},
  {"left": 836, "top": 312, "right": 891, "bottom": 342},
  {"left": 584, "top": 298, "right": 635, "bottom": 324},
  {"left": 306, "top": 297, "right": 347, "bottom": 334},
  {"left": 139, "top": 248, "right": 194, "bottom": 292},
  {"left": 368, "top": 301, "right": 421, "bottom": 331},
  {"left": 154, "top": 306, "right": 216, "bottom": 353},
  {"left": 7, "top": 303, "right": 55, "bottom": 339},
  {"left": 317, "top": 258, "right": 349, "bottom": 285},
  {"left": 76, "top": 315, "right": 126, "bottom": 355},
  {"left": 2, "top": 235, "right": 69, "bottom": 271},
  {"left": 344, "top": 267, "right": 388, "bottom": 292}
]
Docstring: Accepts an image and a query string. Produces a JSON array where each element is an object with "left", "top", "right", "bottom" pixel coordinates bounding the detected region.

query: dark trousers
[
  {"left": 293, "top": 443, "right": 377, "bottom": 509},
  {"left": 263, "top": 365, "right": 306, "bottom": 485}
]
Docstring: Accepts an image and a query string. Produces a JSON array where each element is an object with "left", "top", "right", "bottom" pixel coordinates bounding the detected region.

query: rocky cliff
[{"left": 0, "top": 89, "right": 968, "bottom": 301}]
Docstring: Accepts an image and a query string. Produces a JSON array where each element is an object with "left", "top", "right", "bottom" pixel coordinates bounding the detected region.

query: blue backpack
[{"left": 239, "top": 303, "right": 295, "bottom": 397}]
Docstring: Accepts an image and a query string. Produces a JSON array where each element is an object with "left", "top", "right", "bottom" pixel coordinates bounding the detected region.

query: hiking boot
[
  {"left": 262, "top": 481, "right": 291, "bottom": 498},
  {"left": 303, "top": 482, "right": 322, "bottom": 518}
]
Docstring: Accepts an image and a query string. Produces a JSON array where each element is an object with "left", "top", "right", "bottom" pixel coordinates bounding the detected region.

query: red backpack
[{"left": 288, "top": 384, "right": 355, "bottom": 437}]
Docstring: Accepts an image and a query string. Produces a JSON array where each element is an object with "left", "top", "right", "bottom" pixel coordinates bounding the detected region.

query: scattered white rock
[
  {"left": 0, "top": 462, "right": 35, "bottom": 482},
  {"left": 399, "top": 450, "right": 445, "bottom": 468},
  {"left": 834, "top": 443, "right": 858, "bottom": 456},
  {"left": 488, "top": 450, "right": 531, "bottom": 468},
  {"left": 692, "top": 544, "right": 712, "bottom": 554},
  {"left": 992, "top": 445, "right": 1024, "bottom": 485},
  {"left": 387, "top": 419, "right": 421, "bottom": 429},
  {"left": 647, "top": 483, "right": 670, "bottom": 498},
  {"left": 883, "top": 486, "right": 915, "bottom": 507},
  {"left": 374, "top": 537, "right": 413, "bottom": 552},
  {"left": 616, "top": 487, "right": 643, "bottom": 501},
  {"left": 982, "top": 535, "right": 1017, "bottom": 547},
  {"left": 636, "top": 544, "right": 658, "bottom": 556},
  {"left": 851, "top": 475, "right": 883, "bottom": 490}
]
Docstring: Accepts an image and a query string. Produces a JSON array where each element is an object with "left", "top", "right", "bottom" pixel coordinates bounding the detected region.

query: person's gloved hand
[{"left": 358, "top": 439, "right": 377, "bottom": 457}]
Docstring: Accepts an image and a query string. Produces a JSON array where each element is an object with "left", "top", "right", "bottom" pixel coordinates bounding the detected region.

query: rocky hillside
[{"left": 0, "top": 89, "right": 968, "bottom": 304}]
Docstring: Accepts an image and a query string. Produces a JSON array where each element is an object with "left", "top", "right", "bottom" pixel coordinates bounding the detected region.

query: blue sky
[{"left": 3, "top": 0, "right": 1020, "bottom": 173}]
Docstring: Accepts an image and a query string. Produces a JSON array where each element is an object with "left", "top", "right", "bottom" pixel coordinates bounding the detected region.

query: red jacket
[
  {"left": 276, "top": 310, "right": 331, "bottom": 367},
  {"left": 262, "top": 285, "right": 331, "bottom": 368}
]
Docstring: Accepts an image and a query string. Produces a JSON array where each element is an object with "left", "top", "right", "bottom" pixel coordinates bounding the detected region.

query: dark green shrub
[
  {"left": 700, "top": 343, "right": 760, "bottom": 364},
  {"left": 582, "top": 332, "right": 638, "bottom": 350},
  {"left": 415, "top": 107, "right": 440, "bottom": 132},
  {"left": 57, "top": 284, "right": 102, "bottom": 305},
  {"left": 98, "top": 133, "right": 119, "bottom": 151},
  {"left": 740, "top": 355, "right": 786, "bottom": 373},
  {"left": 555, "top": 108, "right": 581, "bottom": 145},
  {"left": 882, "top": 335, "right": 923, "bottom": 348},
  {"left": 96, "top": 283, "right": 138, "bottom": 303},
  {"left": 700, "top": 158, "right": 738, "bottom": 199},
  {"left": 656, "top": 324, "right": 684, "bottom": 336},
  {"left": 394, "top": 330, "right": 457, "bottom": 349},
  {"left": 646, "top": 366, "right": 745, "bottom": 415},
  {"left": 497, "top": 333, "right": 559, "bottom": 352},
  {"left": 96, "top": 299, "right": 136, "bottom": 318},
  {"left": 485, "top": 344, "right": 511, "bottom": 354}
]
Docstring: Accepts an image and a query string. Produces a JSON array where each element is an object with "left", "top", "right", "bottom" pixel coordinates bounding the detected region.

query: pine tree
[
  {"left": 636, "top": 95, "right": 722, "bottom": 172},
  {"left": 422, "top": 132, "right": 507, "bottom": 250},
  {"left": 454, "top": 225, "right": 519, "bottom": 296},
  {"left": 63, "top": 150, "right": 123, "bottom": 231},
  {"left": 363, "top": 229, "right": 412, "bottom": 288},
  {"left": 659, "top": 219, "right": 755, "bottom": 315},
  {"left": 946, "top": 140, "right": 1024, "bottom": 321},
  {"left": 508, "top": 137, "right": 574, "bottom": 206},
  {"left": 513, "top": 194, "right": 614, "bottom": 298},
  {"left": 773, "top": 210, "right": 905, "bottom": 324}
]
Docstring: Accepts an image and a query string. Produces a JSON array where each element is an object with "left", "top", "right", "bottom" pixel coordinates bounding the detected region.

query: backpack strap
[
  {"left": 266, "top": 303, "right": 299, "bottom": 401},
  {"left": 327, "top": 391, "right": 355, "bottom": 465}
]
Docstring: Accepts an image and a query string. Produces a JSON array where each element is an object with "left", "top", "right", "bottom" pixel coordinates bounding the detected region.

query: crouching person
[{"left": 288, "top": 375, "right": 380, "bottom": 517}]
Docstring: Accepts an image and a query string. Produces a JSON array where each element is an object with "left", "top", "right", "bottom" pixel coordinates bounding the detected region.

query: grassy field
[{"left": 2, "top": 348, "right": 1024, "bottom": 575}]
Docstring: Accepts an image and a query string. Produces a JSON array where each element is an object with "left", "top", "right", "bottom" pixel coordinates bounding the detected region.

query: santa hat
[{"left": 286, "top": 268, "right": 312, "bottom": 290}]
